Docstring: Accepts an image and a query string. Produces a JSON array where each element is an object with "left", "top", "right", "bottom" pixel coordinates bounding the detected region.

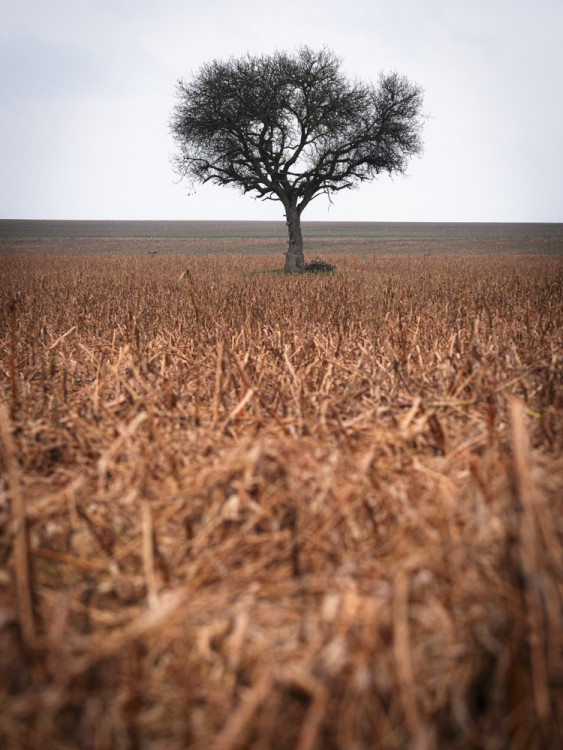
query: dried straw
[{"left": 1, "top": 250, "right": 562, "bottom": 749}]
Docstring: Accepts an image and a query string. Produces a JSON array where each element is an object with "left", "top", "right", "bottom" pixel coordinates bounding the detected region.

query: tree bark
[{"left": 284, "top": 204, "right": 305, "bottom": 273}]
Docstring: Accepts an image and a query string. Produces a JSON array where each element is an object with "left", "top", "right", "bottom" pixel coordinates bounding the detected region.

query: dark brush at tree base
[{"left": 171, "top": 47, "right": 424, "bottom": 272}]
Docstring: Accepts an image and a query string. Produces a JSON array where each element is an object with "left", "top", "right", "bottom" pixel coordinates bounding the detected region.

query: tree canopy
[{"left": 171, "top": 47, "right": 424, "bottom": 271}]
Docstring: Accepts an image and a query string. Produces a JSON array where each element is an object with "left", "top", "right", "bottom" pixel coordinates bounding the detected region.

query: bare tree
[{"left": 171, "top": 47, "right": 424, "bottom": 272}]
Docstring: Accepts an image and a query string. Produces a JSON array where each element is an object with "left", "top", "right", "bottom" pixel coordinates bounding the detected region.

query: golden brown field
[{"left": 1, "top": 249, "right": 562, "bottom": 749}]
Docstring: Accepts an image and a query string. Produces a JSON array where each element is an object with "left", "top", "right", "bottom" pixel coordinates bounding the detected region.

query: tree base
[{"left": 284, "top": 253, "right": 305, "bottom": 273}]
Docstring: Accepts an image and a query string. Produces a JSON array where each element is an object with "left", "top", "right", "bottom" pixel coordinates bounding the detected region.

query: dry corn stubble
[{"left": 0, "top": 250, "right": 562, "bottom": 750}]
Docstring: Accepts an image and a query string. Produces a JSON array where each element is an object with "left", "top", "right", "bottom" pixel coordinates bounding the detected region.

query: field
[
  {"left": 2, "top": 219, "right": 562, "bottom": 239},
  {"left": 2, "top": 220, "right": 561, "bottom": 260},
  {"left": 1, "top": 230, "right": 562, "bottom": 749}
]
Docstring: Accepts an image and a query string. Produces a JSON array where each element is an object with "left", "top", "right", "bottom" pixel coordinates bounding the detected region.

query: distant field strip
[
  {"left": 2, "top": 236, "right": 562, "bottom": 257},
  {"left": 1, "top": 219, "right": 562, "bottom": 239}
]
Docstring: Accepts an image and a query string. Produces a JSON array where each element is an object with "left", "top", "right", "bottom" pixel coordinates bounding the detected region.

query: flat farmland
[
  {"left": 2, "top": 218, "right": 563, "bottom": 239},
  {"left": 1, "top": 219, "right": 562, "bottom": 257},
  {"left": 1, "top": 241, "right": 562, "bottom": 749}
]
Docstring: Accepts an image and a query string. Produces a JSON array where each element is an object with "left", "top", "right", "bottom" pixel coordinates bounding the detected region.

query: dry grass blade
[
  {"left": 0, "top": 403, "right": 35, "bottom": 645},
  {"left": 46, "top": 325, "right": 77, "bottom": 351},
  {"left": 211, "top": 670, "right": 273, "bottom": 750},
  {"left": 393, "top": 569, "right": 420, "bottom": 733},
  {"left": 509, "top": 399, "right": 552, "bottom": 726},
  {"left": 141, "top": 497, "right": 159, "bottom": 609}
]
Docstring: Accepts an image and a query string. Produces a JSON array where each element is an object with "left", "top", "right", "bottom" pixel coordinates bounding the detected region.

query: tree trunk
[{"left": 284, "top": 205, "right": 305, "bottom": 273}]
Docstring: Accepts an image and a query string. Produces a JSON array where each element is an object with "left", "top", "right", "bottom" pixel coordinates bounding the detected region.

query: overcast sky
[{"left": 1, "top": 0, "right": 562, "bottom": 222}]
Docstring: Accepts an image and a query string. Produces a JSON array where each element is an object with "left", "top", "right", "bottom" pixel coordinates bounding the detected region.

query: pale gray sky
[{"left": 1, "top": 0, "right": 562, "bottom": 222}]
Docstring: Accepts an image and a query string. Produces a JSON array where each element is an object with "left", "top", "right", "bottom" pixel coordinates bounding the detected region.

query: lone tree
[{"left": 171, "top": 47, "right": 424, "bottom": 272}]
